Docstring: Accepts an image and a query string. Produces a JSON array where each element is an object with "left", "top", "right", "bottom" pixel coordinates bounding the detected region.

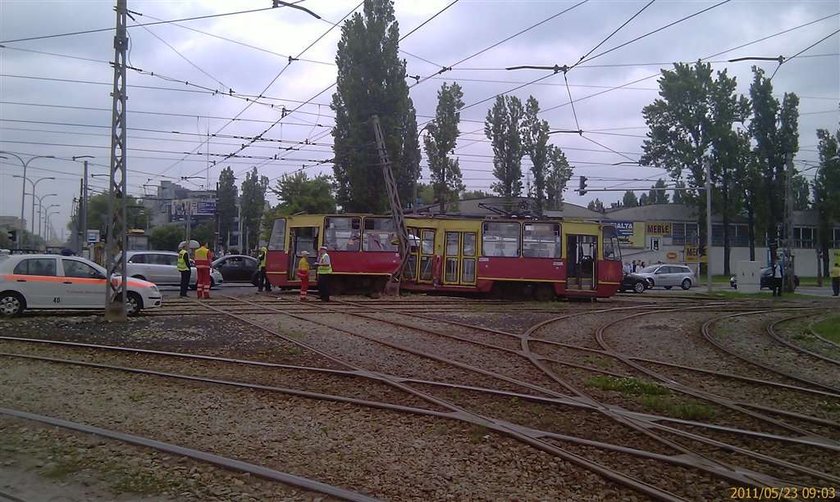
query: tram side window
[
  {"left": 602, "top": 226, "right": 621, "bottom": 261},
  {"left": 324, "top": 216, "right": 360, "bottom": 251},
  {"left": 268, "top": 219, "right": 286, "bottom": 251},
  {"left": 523, "top": 223, "right": 560, "bottom": 258},
  {"left": 482, "top": 222, "right": 520, "bottom": 257},
  {"left": 362, "top": 217, "right": 398, "bottom": 252}
]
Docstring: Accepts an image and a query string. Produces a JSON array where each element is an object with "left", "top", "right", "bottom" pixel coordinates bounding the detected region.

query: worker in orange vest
[
  {"left": 297, "top": 250, "right": 311, "bottom": 300},
  {"left": 194, "top": 241, "right": 214, "bottom": 299}
]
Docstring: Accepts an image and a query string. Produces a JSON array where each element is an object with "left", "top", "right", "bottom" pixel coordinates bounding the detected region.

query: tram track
[
  {"left": 3, "top": 294, "right": 837, "bottom": 499},
  {"left": 223, "top": 295, "right": 840, "bottom": 495}
]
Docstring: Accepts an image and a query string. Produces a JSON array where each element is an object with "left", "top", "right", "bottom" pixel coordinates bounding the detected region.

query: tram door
[
  {"left": 566, "top": 234, "right": 597, "bottom": 289},
  {"left": 443, "top": 231, "right": 477, "bottom": 286},
  {"left": 288, "top": 227, "right": 318, "bottom": 280},
  {"left": 404, "top": 227, "right": 420, "bottom": 282},
  {"left": 418, "top": 228, "right": 436, "bottom": 284}
]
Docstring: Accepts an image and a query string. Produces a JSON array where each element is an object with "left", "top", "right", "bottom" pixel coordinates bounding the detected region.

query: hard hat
[{"left": 319, "top": 245, "right": 327, "bottom": 250}]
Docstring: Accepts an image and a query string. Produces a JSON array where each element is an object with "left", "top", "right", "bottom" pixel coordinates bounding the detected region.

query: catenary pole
[
  {"left": 105, "top": 0, "right": 129, "bottom": 321},
  {"left": 705, "top": 158, "right": 712, "bottom": 293}
]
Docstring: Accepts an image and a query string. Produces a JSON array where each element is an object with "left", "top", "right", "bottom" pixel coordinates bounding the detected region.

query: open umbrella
[{"left": 179, "top": 240, "right": 200, "bottom": 250}]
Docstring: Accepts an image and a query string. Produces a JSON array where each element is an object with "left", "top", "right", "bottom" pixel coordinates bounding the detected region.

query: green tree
[
  {"left": 424, "top": 82, "right": 465, "bottom": 213},
  {"left": 240, "top": 167, "right": 268, "bottom": 252},
  {"left": 271, "top": 172, "right": 336, "bottom": 215},
  {"left": 149, "top": 224, "right": 184, "bottom": 251},
  {"left": 792, "top": 173, "right": 810, "bottom": 210},
  {"left": 648, "top": 179, "right": 670, "bottom": 204},
  {"left": 642, "top": 61, "right": 746, "bottom": 273},
  {"left": 331, "top": 0, "right": 420, "bottom": 212},
  {"left": 68, "top": 193, "right": 145, "bottom": 236},
  {"left": 587, "top": 198, "right": 605, "bottom": 212},
  {"left": 216, "top": 167, "right": 238, "bottom": 248},
  {"left": 622, "top": 191, "right": 639, "bottom": 207},
  {"left": 416, "top": 182, "right": 436, "bottom": 205},
  {"left": 460, "top": 189, "right": 490, "bottom": 199},
  {"left": 749, "top": 67, "right": 800, "bottom": 244},
  {"left": 638, "top": 193, "right": 650, "bottom": 206},
  {"left": 672, "top": 180, "right": 685, "bottom": 205},
  {"left": 814, "top": 126, "right": 840, "bottom": 277},
  {"left": 191, "top": 221, "right": 215, "bottom": 246},
  {"left": 521, "top": 96, "right": 551, "bottom": 212},
  {"left": 485, "top": 95, "right": 524, "bottom": 202},
  {"left": 545, "top": 146, "right": 572, "bottom": 210}
]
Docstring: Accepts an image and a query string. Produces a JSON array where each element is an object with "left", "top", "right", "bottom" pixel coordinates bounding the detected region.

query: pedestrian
[
  {"left": 771, "top": 258, "right": 783, "bottom": 297},
  {"left": 257, "top": 245, "right": 272, "bottom": 292},
  {"left": 194, "top": 241, "right": 213, "bottom": 299},
  {"left": 632, "top": 260, "right": 637, "bottom": 272},
  {"left": 297, "top": 251, "right": 311, "bottom": 300},
  {"left": 177, "top": 242, "right": 191, "bottom": 298},
  {"left": 830, "top": 262, "right": 840, "bottom": 297},
  {"left": 640, "top": 261, "right": 646, "bottom": 269},
  {"left": 317, "top": 245, "right": 332, "bottom": 302}
]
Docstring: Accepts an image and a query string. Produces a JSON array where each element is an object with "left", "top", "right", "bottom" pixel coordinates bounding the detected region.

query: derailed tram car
[{"left": 265, "top": 214, "right": 623, "bottom": 300}]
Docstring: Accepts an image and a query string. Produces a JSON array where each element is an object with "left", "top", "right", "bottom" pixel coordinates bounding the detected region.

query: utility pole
[
  {"left": 82, "top": 159, "right": 89, "bottom": 252},
  {"left": 705, "top": 158, "right": 712, "bottom": 294},
  {"left": 372, "top": 114, "right": 409, "bottom": 294},
  {"left": 784, "top": 152, "right": 795, "bottom": 293},
  {"left": 105, "top": 0, "right": 129, "bottom": 321}
]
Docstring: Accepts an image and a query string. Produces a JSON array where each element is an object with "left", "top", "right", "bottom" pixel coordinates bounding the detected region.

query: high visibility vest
[
  {"left": 259, "top": 247, "right": 268, "bottom": 268},
  {"left": 297, "top": 257, "right": 310, "bottom": 273},
  {"left": 177, "top": 249, "right": 190, "bottom": 271},
  {"left": 317, "top": 252, "right": 332, "bottom": 274},
  {"left": 831, "top": 265, "right": 840, "bottom": 279},
  {"left": 194, "top": 246, "right": 210, "bottom": 268}
]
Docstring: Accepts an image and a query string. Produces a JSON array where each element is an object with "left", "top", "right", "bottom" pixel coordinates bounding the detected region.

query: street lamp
[
  {"left": 42, "top": 203, "right": 60, "bottom": 244},
  {"left": 44, "top": 206, "right": 61, "bottom": 244},
  {"left": 1, "top": 152, "right": 56, "bottom": 248},
  {"left": 72, "top": 155, "right": 95, "bottom": 252},
  {"left": 13, "top": 174, "right": 56, "bottom": 244},
  {"left": 31, "top": 193, "right": 57, "bottom": 242}
]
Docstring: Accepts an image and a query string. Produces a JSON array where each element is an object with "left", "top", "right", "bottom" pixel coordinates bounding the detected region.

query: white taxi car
[{"left": 0, "top": 254, "right": 162, "bottom": 316}]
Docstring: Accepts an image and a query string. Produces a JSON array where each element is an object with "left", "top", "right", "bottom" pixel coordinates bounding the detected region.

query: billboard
[
  {"left": 646, "top": 222, "right": 672, "bottom": 236},
  {"left": 170, "top": 199, "right": 216, "bottom": 221},
  {"left": 612, "top": 221, "right": 634, "bottom": 244}
]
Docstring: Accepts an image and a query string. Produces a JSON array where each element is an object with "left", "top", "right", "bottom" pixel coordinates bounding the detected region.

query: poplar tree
[
  {"left": 522, "top": 96, "right": 550, "bottom": 212},
  {"left": 216, "top": 167, "right": 238, "bottom": 248},
  {"left": 814, "top": 126, "right": 840, "bottom": 277},
  {"left": 622, "top": 191, "right": 639, "bottom": 207},
  {"left": 331, "top": 0, "right": 420, "bottom": 212},
  {"left": 485, "top": 95, "right": 524, "bottom": 201},
  {"left": 423, "top": 82, "right": 464, "bottom": 212},
  {"left": 240, "top": 167, "right": 268, "bottom": 252}
]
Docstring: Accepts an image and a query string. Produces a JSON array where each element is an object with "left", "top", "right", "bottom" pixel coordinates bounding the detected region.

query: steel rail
[
  {"left": 1, "top": 349, "right": 768, "bottom": 483},
  {"left": 199, "top": 296, "right": 690, "bottom": 501},
  {"left": 0, "top": 407, "right": 381, "bottom": 502},
  {"left": 766, "top": 315, "right": 840, "bottom": 366},
  {"left": 231, "top": 296, "right": 808, "bottom": 492},
  {"left": 525, "top": 308, "right": 840, "bottom": 483},
  {"left": 326, "top": 297, "right": 840, "bottom": 482},
  {"left": 590, "top": 309, "right": 839, "bottom": 437},
  {"left": 3, "top": 334, "right": 834, "bottom": 450},
  {"left": 807, "top": 317, "right": 840, "bottom": 351},
  {"left": 700, "top": 311, "right": 840, "bottom": 393}
]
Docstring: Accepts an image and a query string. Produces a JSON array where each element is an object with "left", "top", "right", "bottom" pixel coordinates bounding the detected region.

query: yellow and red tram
[{"left": 265, "top": 214, "right": 622, "bottom": 299}]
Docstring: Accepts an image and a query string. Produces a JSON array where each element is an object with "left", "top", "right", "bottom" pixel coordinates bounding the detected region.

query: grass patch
[
  {"left": 639, "top": 395, "right": 716, "bottom": 420},
  {"left": 586, "top": 375, "right": 668, "bottom": 396},
  {"left": 812, "top": 316, "right": 840, "bottom": 344},
  {"left": 818, "top": 400, "right": 840, "bottom": 413},
  {"left": 582, "top": 355, "right": 612, "bottom": 369}
]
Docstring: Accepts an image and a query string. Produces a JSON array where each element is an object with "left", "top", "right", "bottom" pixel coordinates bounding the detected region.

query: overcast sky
[{"left": 1, "top": 0, "right": 838, "bottom": 240}]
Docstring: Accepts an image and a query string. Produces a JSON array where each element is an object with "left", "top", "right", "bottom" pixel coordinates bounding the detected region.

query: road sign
[{"left": 87, "top": 229, "right": 100, "bottom": 244}]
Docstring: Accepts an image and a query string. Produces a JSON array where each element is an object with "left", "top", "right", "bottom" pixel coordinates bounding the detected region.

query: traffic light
[
  {"left": 6, "top": 230, "right": 16, "bottom": 243},
  {"left": 578, "top": 176, "right": 588, "bottom": 196}
]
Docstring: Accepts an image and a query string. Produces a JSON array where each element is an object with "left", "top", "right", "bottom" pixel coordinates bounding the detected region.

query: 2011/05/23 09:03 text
[{"left": 729, "top": 486, "right": 836, "bottom": 500}]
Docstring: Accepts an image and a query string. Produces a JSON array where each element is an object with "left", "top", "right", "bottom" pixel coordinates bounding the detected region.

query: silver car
[
  {"left": 125, "top": 251, "right": 223, "bottom": 289},
  {"left": 636, "top": 264, "right": 695, "bottom": 290}
]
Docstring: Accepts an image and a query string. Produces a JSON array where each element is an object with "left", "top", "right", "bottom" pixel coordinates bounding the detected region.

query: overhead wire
[
  {"left": 409, "top": 0, "right": 589, "bottom": 89},
  {"left": 769, "top": 27, "right": 840, "bottom": 80},
  {"left": 0, "top": 3, "right": 307, "bottom": 44}
]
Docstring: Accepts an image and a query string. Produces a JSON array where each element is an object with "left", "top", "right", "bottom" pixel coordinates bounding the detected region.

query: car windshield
[{"left": 640, "top": 266, "right": 659, "bottom": 273}]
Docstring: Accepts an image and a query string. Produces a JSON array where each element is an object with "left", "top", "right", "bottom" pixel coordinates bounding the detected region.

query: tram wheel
[{"left": 533, "top": 284, "right": 554, "bottom": 302}]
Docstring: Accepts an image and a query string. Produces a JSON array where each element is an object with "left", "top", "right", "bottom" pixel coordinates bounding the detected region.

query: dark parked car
[
  {"left": 730, "top": 267, "right": 799, "bottom": 290},
  {"left": 212, "top": 255, "right": 259, "bottom": 284},
  {"left": 619, "top": 273, "right": 652, "bottom": 293}
]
